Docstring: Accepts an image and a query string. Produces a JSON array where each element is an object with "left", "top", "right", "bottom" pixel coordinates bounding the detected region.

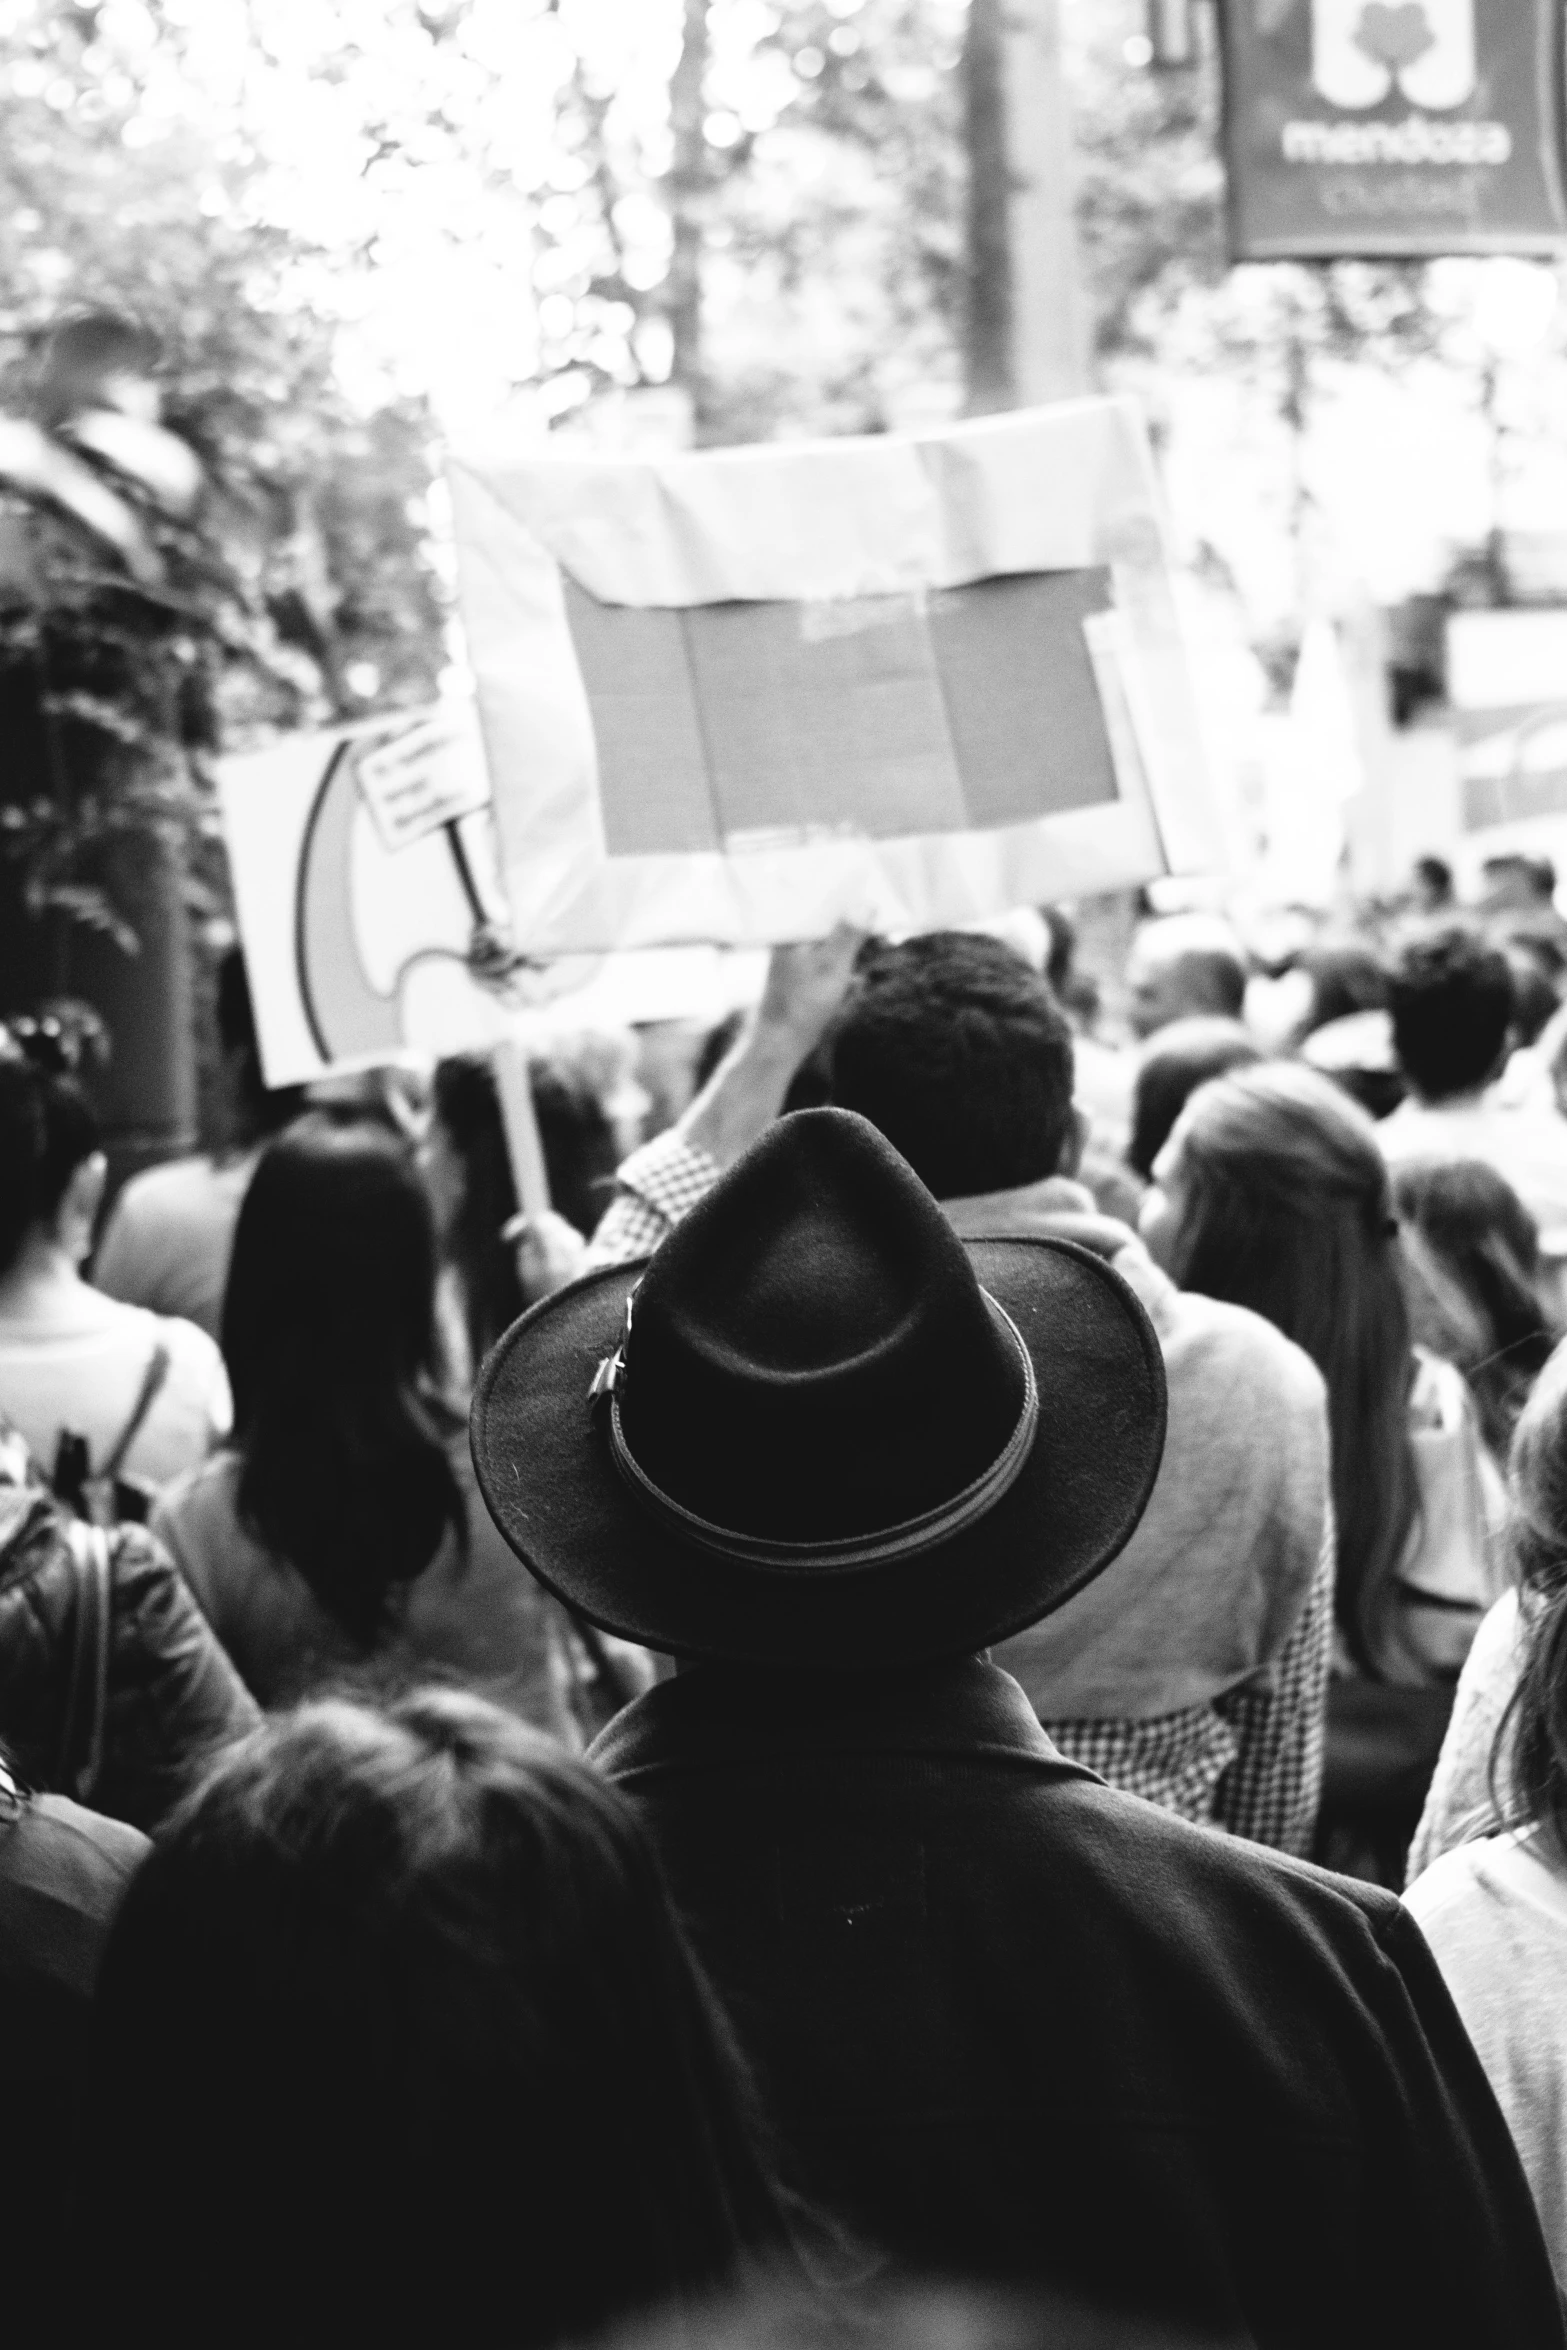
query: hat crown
[{"left": 620, "top": 1111, "right": 1028, "bottom": 1546}]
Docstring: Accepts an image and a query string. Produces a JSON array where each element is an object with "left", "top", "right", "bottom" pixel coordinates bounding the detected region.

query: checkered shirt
[
  {"left": 585, "top": 1129, "right": 724, "bottom": 1267},
  {"left": 585, "top": 1130, "right": 1333, "bottom": 1856},
  {"left": 1041, "top": 1511, "right": 1334, "bottom": 1856}
]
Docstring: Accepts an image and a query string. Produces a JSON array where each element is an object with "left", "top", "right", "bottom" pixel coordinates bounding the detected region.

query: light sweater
[{"left": 1405, "top": 1827, "right": 1567, "bottom": 2294}]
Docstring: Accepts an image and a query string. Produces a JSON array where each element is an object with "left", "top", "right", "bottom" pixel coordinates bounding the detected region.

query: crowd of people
[{"left": 8, "top": 855, "right": 1567, "bottom": 2344}]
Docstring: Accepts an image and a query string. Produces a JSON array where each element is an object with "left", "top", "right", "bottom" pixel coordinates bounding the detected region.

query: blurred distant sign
[
  {"left": 1449, "top": 611, "right": 1567, "bottom": 840},
  {"left": 1221, "top": 0, "right": 1567, "bottom": 258},
  {"left": 447, "top": 399, "right": 1223, "bottom": 956}
]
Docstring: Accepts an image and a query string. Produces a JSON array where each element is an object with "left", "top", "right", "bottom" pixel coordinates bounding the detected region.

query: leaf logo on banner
[
  {"left": 1354, "top": 4, "right": 1436, "bottom": 71},
  {"left": 1311, "top": 0, "right": 1475, "bottom": 110}
]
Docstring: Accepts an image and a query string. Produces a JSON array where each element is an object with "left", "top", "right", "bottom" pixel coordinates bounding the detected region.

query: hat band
[{"left": 592, "top": 1293, "right": 1039, "bottom": 1577}]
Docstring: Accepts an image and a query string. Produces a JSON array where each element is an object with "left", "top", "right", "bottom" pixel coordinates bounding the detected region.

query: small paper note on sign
[{"left": 353, "top": 710, "right": 491, "bottom": 854}]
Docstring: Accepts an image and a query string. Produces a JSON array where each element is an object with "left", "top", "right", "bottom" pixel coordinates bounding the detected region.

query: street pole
[{"left": 963, "top": 0, "right": 1091, "bottom": 414}]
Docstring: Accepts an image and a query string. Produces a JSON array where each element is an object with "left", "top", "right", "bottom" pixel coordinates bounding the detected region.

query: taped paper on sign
[{"left": 448, "top": 396, "right": 1222, "bottom": 955}]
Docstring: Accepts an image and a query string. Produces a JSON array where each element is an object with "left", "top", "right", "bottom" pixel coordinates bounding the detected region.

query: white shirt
[
  {"left": 0, "top": 1294, "right": 230, "bottom": 1491},
  {"left": 1405, "top": 1828, "right": 1567, "bottom": 2291},
  {"left": 1379, "top": 1093, "right": 1567, "bottom": 1258},
  {"left": 93, "top": 1152, "right": 258, "bottom": 1341}
]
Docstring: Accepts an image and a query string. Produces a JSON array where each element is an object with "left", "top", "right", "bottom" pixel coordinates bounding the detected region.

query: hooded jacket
[{"left": 952, "top": 1178, "right": 1330, "bottom": 1719}]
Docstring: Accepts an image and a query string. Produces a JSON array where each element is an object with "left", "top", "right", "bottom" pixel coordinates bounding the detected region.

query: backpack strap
[
  {"left": 56, "top": 1518, "right": 112, "bottom": 1807},
  {"left": 99, "top": 1338, "right": 172, "bottom": 1485}
]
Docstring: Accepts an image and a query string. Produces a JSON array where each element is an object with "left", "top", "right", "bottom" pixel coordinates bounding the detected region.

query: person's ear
[
  {"left": 58, "top": 1152, "right": 107, "bottom": 1261},
  {"left": 1058, "top": 1105, "right": 1089, "bottom": 1179}
]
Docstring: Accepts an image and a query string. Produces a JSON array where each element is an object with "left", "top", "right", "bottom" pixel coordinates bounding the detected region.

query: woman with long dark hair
[
  {"left": 90, "top": 1688, "right": 817, "bottom": 2345},
  {"left": 1392, "top": 1156, "right": 1559, "bottom": 1463},
  {"left": 150, "top": 1117, "right": 570, "bottom": 1732},
  {"left": 1405, "top": 1341, "right": 1567, "bottom": 2290},
  {"left": 1142, "top": 1063, "right": 1505, "bottom": 1687}
]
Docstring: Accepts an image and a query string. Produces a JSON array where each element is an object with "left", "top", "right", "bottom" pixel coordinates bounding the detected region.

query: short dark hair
[
  {"left": 1482, "top": 852, "right": 1556, "bottom": 901},
  {"left": 1389, "top": 926, "right": 1515, "bottom": 1101},
  {"left": 90, "top": 1690, "right": 804, "bottom": 2341},
  {"left": 819, "top": 933, "right": 1075, "bottom": 1197},
  {"left": 214, "top": 947, "right": 302, "bottom": 1139},
  {"left": 0, "top": 1046, "right": 98, "bottom": 1275},
  {"left": 1128, "top": 1017, "right": 1263, "bottom": 1181}
]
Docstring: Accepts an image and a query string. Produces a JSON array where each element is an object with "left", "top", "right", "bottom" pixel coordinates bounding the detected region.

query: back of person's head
[
  {"left": 1125, "top": 914, "right": 1247, "bottom": 1038},
  {"left": 1392, "top": 1157, "right": 1556, "bottom": 1458},
  {"left": 91, "top": 1689, "right": 801, "bottom": 2342},
  {"left": 1126, "top": 1017, "right": 1263, "bottom": 1182},
  {"left": 0, "top": 1030, "right": 99, "bottom": 1276},
  {"left": 429, "top": 1052, "right": 525, "bottom": 1365},
  {"left": 1288, "top": 937, "right": 1389, "bottom": 1041},
  {"left": 1412, "top": 854, "right": 1454, "bottom": 912},
  {"left": 1152, "top": 1062, "right": 1416, "bottom": 1671},
  {"left": 214, "top": 947, "right": 301, "bottom": 1141},
  {"left": 818, "top": 931, "right": 1076, "bottom": 1198},
  {"left": 221, "top": 1116, "right": 462, "bottom": 1646},
  {"left": 1389, "top": 924, "right": 1515, "bottom": 1102},
  {"left": 1481, "top": 853, "right": 1556, "bottom": 913}
]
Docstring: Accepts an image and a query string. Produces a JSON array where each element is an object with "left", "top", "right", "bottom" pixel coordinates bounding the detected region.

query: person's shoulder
[
  {"left": 1375, "top": 1099, "right": 1438, "bottom": 1153},
  {"left": 150, "top": 1310, "right": 223, "bottom": 1370},
  {"left": 0, "top": 1794, "right": 149, "bottom": 1992},
  {"left": 16, "top": 1791, "right": 150, "bottom": 1887},
  {"left": 148, "top": 1457, "right": 246, "bottom": 1603},
  {"left": 1048, "top": 1769, "right": 1404, "bottom": 1944},
  {"left": 1510, "top": 1101, "right": 1567, "bottom": 1154},
  {"left": 153, "top": 1447, "right": 240, "bottom": 1528},
  {"left": 110, "top": 1154, "right": 205, "bottom": 1206},
  {"left": 141, "top": 1313, "right": 228, "bottom": 1418},
  {"left": 1158, "top": 1282, "right": 1327, "bottom": 1415},
  {"left": 1403, "top": 1836, "right": 1495, "bottom": 1933}
]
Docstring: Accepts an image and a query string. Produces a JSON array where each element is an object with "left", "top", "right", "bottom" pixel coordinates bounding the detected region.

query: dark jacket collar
[{"left": 590, "top": 1655, "right": 1101, "bottom": 1789}]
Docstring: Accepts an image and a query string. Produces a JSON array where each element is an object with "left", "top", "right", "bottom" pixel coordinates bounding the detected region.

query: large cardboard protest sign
[
  {"left": 217, "top": 705, "right": 764, "bottom": 1088},
  {"left": 447, "top": 398, "right": 1220, "bottom": 957},
  {"left": 1221, "top": 0, "right": 1567, "bottom": 259}
]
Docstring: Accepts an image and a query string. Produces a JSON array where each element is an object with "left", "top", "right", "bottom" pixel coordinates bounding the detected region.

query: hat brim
[{"left": 470, "top": 1234, "right": 1166, "bottom": 1671}]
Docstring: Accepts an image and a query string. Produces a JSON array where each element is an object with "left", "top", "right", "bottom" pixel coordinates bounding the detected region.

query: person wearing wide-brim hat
[{"left": 472, "top": 1109, "right": 1558, "bottom": 2348}]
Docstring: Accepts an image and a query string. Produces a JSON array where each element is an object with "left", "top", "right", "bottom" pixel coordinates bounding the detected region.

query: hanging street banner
[{"left": 1221, "top": 0, "right": 1567, "bottom": 259}]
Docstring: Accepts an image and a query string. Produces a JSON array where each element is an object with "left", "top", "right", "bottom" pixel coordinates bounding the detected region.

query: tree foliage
[{"left": 0, "top": 0, "right": 1543, "bottom": 957}]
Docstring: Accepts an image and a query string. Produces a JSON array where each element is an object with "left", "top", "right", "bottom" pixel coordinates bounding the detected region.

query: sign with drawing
[
  {"left": 217, "top": 703, "right": 769, "bottom": 1087},
  {"left": 1221, "top": 0, "right": 1567, "bottom": 257},
  {"left": 215, "top": 703, "right": 540, "bottom": 1084},
  {"left": 447, "top": 398, "right": 1221, "bottom": 957}
]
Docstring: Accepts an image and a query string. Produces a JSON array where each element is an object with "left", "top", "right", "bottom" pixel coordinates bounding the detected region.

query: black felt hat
[{"left": 470, "top": 1109, "right": 1167, "bottom": 1669}]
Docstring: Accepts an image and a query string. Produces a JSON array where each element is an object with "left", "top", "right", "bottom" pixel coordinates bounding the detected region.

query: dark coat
[
  {"left": 0, "top": 1480, "right": 260, "bottom": 1834},
  {"left": 593, "top": 1658, "right": 1564, "bottom": 2350}
]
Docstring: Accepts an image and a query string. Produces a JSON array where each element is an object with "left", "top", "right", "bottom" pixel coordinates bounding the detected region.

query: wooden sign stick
[{"left": 491, "top": 1032, "right": 553, "bottom": 1221}]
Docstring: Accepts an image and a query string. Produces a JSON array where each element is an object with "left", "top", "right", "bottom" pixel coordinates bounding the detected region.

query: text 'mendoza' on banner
[{"left": 1222, "top": 0, "right": 1567, "bottom": 260}]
